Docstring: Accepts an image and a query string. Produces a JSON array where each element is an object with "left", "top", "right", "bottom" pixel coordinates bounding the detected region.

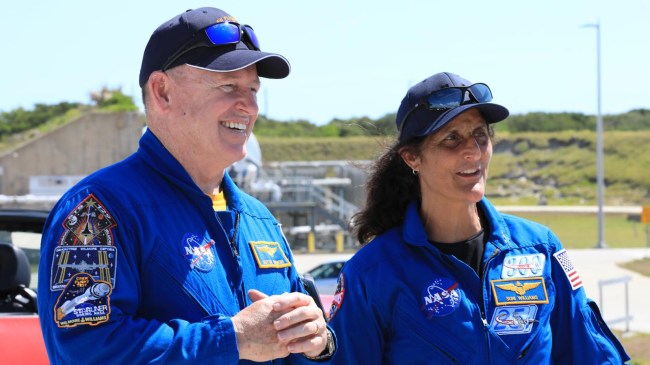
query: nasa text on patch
[
  {"left": 490, "top": 305, "right": 539, "bottom": 335},
  {"left": 501, "top": 253, "right": 546, "bottom": 279},
  {"left": 420, "top": 277, "right": 462, "bottom": 318},
  {"left": 180, "top": 232, "right": 216, "bottom": 272},
  {"left": 491, "top": 277, "right": 549, "bottom": 306},
  {"left": 249, "top": 241, "right": 291, "bottom": 269}
]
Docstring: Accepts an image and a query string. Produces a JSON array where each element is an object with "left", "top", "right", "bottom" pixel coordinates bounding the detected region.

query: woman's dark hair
[{"left": 351, "top": 136, "right": 426, "bottom": 245}]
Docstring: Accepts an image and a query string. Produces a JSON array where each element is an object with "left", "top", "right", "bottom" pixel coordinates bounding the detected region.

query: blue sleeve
[
  {"left": 548, "top": 237, "right": 630, "bottom": 364},
  {"left": 327, "top": 262, "right": 385, "bottom": 365},
  {"left": 37, "top": 189, "right": 240, "bottom": 364}
]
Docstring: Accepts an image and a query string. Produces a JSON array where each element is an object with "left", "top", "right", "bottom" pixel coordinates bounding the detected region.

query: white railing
[{"left": 598, "top": 276, "right": 633, "bottom": 334}]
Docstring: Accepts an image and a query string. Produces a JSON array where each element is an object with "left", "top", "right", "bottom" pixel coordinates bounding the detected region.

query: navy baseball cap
[
  {"left": 396, "top": 72, "right": 509, "bottom": 142},
  {"left": 139, "top": 7, "right": 290, "bottom": 87}
]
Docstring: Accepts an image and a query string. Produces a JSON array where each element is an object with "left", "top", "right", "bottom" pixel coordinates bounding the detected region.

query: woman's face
[{"left": 402, "top": 108, "right": 492, "bottom": 206}]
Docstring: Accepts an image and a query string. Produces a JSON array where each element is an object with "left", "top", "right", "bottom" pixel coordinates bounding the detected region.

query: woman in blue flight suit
[{"left": 327, "top": 72, "right": 629, "bottom": 364}]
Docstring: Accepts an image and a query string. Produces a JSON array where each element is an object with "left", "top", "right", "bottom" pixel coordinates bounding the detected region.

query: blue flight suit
[
  {"left": 328, "top": 199, "right": 629, "bottom": 364},
  {"left": 38, "top": 130, "right": 333, "bottom": 364}
]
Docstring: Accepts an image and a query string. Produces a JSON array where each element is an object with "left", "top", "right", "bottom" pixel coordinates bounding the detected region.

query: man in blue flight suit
[{"left": 38, "top": 7, "right": 335, "bottom": 364}]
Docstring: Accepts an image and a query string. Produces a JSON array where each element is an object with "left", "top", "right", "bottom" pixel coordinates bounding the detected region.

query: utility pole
[{"left": 582, "top": 20, "right": 607, "bottom": 248}]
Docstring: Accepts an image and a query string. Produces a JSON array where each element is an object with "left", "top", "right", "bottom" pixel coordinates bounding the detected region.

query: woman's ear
[{"left": 399, "top": 146, "right": 420, "bottom": 172}]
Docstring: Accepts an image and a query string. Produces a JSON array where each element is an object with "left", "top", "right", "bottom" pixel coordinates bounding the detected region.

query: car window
[
  {"left": 308, "top": 261, "right": 345, "bottom": 280},
  {"left": 0, "top": 229, "right": 42, "bottom": 291}
]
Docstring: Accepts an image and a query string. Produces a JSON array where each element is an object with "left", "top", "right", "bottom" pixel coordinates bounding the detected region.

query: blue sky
[{"left": 1, "top": 0, "right": 648, "bottom": 125}]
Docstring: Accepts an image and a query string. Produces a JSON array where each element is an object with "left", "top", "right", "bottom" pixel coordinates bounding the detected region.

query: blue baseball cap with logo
[
  {"left": 396, "top": 72, "right": 509, "bottom": 142},
  {"left": 139, "top": 7, "right": 290, "bottom": 87}
]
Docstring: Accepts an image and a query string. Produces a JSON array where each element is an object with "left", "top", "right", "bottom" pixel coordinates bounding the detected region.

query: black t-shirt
[{"left": 429, "top": 229, "right": 486, "bottom": 276}]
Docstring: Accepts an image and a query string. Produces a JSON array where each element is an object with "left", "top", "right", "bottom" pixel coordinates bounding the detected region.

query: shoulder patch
[
  {"left": 54, "top": 273, "right": 112, "bottom": 328},
  {"left": 59, "top": 194, "right": 117, "bottom": 246},
  {"left": 553, "top": 249, "right": 583, "bottom": 290},
  {"left": 50, "top": 245, "right": 117, "bottom": 291},
  {"left": 249, "top": 241, "right": 291, "bottom": 268},
  {"left": 328, "top": 273, "right": 345, "bottom": 321}
]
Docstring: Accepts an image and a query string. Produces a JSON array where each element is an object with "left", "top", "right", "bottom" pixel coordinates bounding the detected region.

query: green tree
[{"left": 0, "top": 102, "right": 80, "bottom": 137}]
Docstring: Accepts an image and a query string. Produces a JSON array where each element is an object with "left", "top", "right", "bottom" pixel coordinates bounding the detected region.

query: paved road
[{"left": 294, "top": 247, "right": 650, "bottom": 334}]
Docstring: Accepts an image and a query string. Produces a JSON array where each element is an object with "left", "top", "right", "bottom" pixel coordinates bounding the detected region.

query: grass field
[
  {"left": 615, "top": 330, "right": 650, "bottom": 365},
  {"left": 616, "top": 257, "right": 650, "bottom": 364},
  {"left": 258, "top": 131, "right": 650, "bottom": 207},
  {"left": 497, "top": 211, "right": 649, "bottom": 249}
]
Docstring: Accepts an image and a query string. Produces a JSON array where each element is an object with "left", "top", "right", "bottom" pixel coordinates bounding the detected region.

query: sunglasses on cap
[
  {"left": 398, "top": 83, "right": 494, "bottom": 139},
  {"left": 161, "top": 22, "right": 261, "bottom": 72}
]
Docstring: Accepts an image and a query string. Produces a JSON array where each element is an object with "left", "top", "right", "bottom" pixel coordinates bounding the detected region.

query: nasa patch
[
  {"left": 328, "top": 273, "right": 345, "bottom": 321},
  {"left": 180, "top": 233, "right": 216, "bottom": 272},
  {"left": 54, "top": 273, "right": 112, "bottom": 328},
  {"left": 249, "top": 241, "right": 291, "bottom": 269},
  {"left": 501, "top": 253, "right": 546, "bottom": 279},
  {"left": 420, "top": 277, "right": 462, "bottom": 318},
  {"left": 490, "top": 305, "right": 538, "bottom": 335}
]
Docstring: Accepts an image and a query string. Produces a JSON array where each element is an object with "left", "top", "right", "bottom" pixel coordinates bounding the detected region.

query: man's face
[{"left": 164, "top": 64, "right": 260, "bottom": 172}]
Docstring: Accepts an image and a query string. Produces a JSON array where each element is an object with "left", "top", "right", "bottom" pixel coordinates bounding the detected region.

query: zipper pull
[{"left": 230, "top": 213, "right": 240, "bottom": 257}]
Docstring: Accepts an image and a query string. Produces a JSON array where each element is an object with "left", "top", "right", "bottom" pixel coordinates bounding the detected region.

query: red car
[{"left": 0, "top": 209, "right": 49, "bottom": 364}]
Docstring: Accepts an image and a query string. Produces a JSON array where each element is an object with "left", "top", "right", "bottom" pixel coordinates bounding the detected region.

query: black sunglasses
[
  {"left": 398, "top": 83, "right": 494, "bottom": 139},
  {"left": 161, "top": 22, "right": 260, "bottom": 71}
]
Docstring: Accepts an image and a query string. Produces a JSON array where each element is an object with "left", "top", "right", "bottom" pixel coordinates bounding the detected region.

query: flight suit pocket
[
  {"left": 143, "top": 237, "right": 237, "bottom": 320},
  {"left": 393, "top": 296, "right": 477, "bottom": 364}
]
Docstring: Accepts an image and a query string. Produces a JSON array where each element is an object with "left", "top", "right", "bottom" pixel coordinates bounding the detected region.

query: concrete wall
[{"left": 0, "top": 112, "right": 143, "bottom": 196}]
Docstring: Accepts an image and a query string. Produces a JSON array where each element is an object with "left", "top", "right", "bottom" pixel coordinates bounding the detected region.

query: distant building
[{"left": 0, "top": 112, "right": 143, "bottom": 208}]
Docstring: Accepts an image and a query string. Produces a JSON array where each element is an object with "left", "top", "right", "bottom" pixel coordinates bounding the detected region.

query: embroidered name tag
[
  {"left": 250, "top": 241, "right": 291, "bottom": 269},
  {"left": 490, "top": 305, "right": 539, "bottom": 335},
  {"left": 491, "top": 277, "right": 549, "bottom": 306}
]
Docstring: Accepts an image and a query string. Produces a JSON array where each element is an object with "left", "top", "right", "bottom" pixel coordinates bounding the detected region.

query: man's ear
[{"left": 146, "top": 71, "right": 172, "bottom": 111}]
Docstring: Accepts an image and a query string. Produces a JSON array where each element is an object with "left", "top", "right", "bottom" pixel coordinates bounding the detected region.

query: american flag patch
[{"left": 553, "top": 249, "right": 583, "bottom": 290}]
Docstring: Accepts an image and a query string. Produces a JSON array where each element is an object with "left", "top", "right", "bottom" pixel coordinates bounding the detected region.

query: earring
[{"left": 412, "top": 169, "right": 418, "bottom": 175}]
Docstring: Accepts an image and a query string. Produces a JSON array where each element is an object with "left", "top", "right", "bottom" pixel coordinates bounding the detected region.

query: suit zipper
[
  {"left": 215, "top": 210, "right": 245, "bottom": 307},
  {"left": 230, "top": 213, "right": 240, "bottom": 257},
  {"left": 481, "top": 247, "right": 501, "bottom": 365},
  {"left": 230, "top": 213, "right": 247, "bottom": 308},
  {"left": 215, "top": 210, "right": 239, "bottom": 258}
]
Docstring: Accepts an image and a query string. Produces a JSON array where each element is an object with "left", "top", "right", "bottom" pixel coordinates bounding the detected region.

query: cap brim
[
  {"left": 416, "top": 102, "right": 509, "bottom": 138},
  {"left": 189, "top": 48, "right": 290, "bottom": 79}
]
